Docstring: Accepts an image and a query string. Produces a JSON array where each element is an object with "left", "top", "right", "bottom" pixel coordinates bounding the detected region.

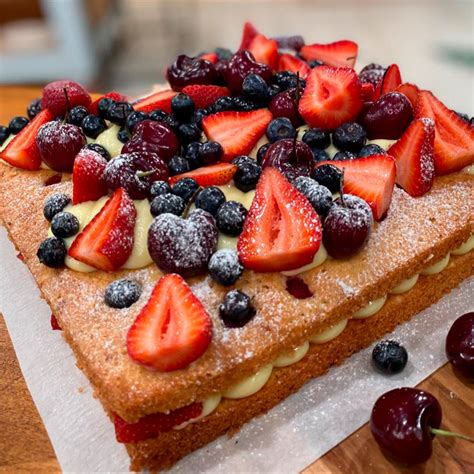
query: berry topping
[
  {"left": 299, "top": 40, "right": 358, "bottom": 68},
  {"left": 27, "top": 98, "right": 42, "bottom": 119},
  {"left": 272, "top": 71, "right": 304, "bottom": 91},
  {"left": 395, "top": 82, "right": 420, "bottom": 110},
  {"left": 151, "top": 193, "right": 185, "bottom": 219},
  {"left": 358, "top": 63, "right": 385, "bottom": 86},
  {"left": 333, "top": 150, "right": 356, "bottom": 161},
  {"left": 332, "top": 122, "right": 367, "bottom": 153},
  {"left": 238, "top": 167, "right": 321, "bottom": 272},
  {"left": 311, "top": 163, "right": 343, "bottom": 193},
  {"left": 312, "top": 148, "right": 330, "bottom": 163},
  {"left": 195, "top": 186, "right": 226, "bottom": 216},
  {"left": 81, "top": 114, "right": 107, "bottom": 139},
  {"left": 117, "top": 127, "right": 130, "bottom": 144},
  {"left": 213, "top": 96, "right": 235, "bottom": 113},
  {"left": 376, "top": 63, "right": 402, "bottom": 97},
  {"left": 200, "top": 141, "right": 223, "bottom": 165},
  {"left": 172, "top": 177, "right": 199, "bottom": 203},
  {"left": 372, "top": 340, "right": 408, "bottom": 374},
  {"left": 168, "top": 155, "right": 191, "bottom": 176},
  {"left": 50, "top": 314, "right": 61, "bottom": 330},
  {"left": 266, "top": 117, "right": 297, "bottom": 143},
  {"left": 171, "top": 93, "right": 195, "bottom": 120},
  {"left": 127, "top": 273, "right": 212, "bottom": 371},
  {"left": 51, "top": 211, "right": 80, "bottom": 238},
  {"left": 68, "top": 105, "right": 89, "bottom": 127},
  {"left": 293, "top": 176, "right": 333, "bottom": 216},
  {"left": 37, "top": 237, "right": 67, "bottom": 268},
  {"left": 149, "top": 180, "right": 172, "bottom": 198},
  {"left": 301, "top": 127, "right": 331, "bottom": 150},
  {"left": 387, "top": 117, "right": 435, "bottom": 197},
  {"left": 238, "top": 21, "right": 259, "bottom": 50},
  {"left": 323, "top": 194, "right": 373, "bottom": 258},
  {"left": 208, "top": 249, "right": 243, "bottom": 286},
  {"left": 0, "top": 126, "right": 9, "bottom": 146},
  {"left": 242, "top": 73, "right": 270, "bottom": 103},
  {"left": 219, "top": 289, "right": 255, "bottom": 327},
  {"left": 285, "top": 277, "right": 313, "bottom": 299},
  {"left": 358, "top": 143, "right": 386, "bottom": 157},
  {"left": 133, "top": 89, "right": 176, "bottom": 114},
  {"left": 169, "top": 162, "right": 237, "bottom": 186},
  {"left": 181, "top": 84, "right": 230, "bottom": 109},
  {"left": 248, "top": 33, "right": 279, "bottom": 70},
  {"left": 89, "top": 91, "right": 127, "bottom": 116},
  {"left": 125, "top": 111, "right": 148, "bottom": 133},
  {"left": 446, "top": 312, "right": 474, "bottom": 381},
  {"left": 268, "top": 88, "right": 304, "bottom": 127},
  {"left": 233, "top": 156, "right": 262, "bottom": 192},
  {"left": 166, "top": 54, "right": 218, "bottom": 91},
  {"left": 216, "top": 200, "right": 248, "bottom": 236},
  {"left": 84, "top": 142, "right": 111, "bottom": 161},
  {"left": 177, "top": 122, "right": 202, "bottom": 144},
  {"left": 256, "top": 142, "right": 271, "bottom": 165},
  {"left": 107, "top": 102, "right": 134, "bottom": 126},
  {"left": 203, "top": 109, "right": 272, "bottom": 161},
  {"left": 8, "top": 116, "right": 29, "bottom": 134},
  {"left": 148, "top": 209, "right": 218, "bottom": 277},
  {"left": 277, "top": 54, "right": 310, "bottom": 79},
  {"left": 183, "top": 141, "right": 203, "bottom": 169},
  {"left": 43, "top": 193, "right": 71, "bottom": 221},
  {"left": 298, "top": 66, "right": 363, "bottom": 129},
  {"left": 68, "top": 188, "right": 137, "bottom": 271},
  {"left": 41, "top": 80, "right": 91, "bottom": 116},
  {"left": 104, "top": 278, "right": 142, "bottom": 309}
]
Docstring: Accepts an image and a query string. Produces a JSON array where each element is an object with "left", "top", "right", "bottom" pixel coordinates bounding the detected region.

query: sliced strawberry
[
  {"left": 68, "top": 188, "right": 136, "bottom": 271},
  {"left": 375, "top": 64, "right": 402, "bottom": 98},
  {"left": 41, "top": 80, "right": 91, "bottom": 117},
  {"left": 199, "top": 52, "right": 218, "bottom": 64},
  {"left": 127, "top": 273, "right": 212, "bottom": 372},
  {"left": 114, "top": 402, "right": 202, "bottom": 443},
  {"left": 0, "top": 108, "right": 54, "bottom": 170},
  {"left": 169, "top": 162, "right": 237, "bottom": 186},
  {"left": 318, "top": 155, "right": 396, "bottom": 220},
  {"left": 202, "top": 109, "right": 272, "bottom": 161},
  {"left": 395, "top": 82, "right": 420, "bottom": 110},
  {"left": 277, "top": 53, "right": 310, "bottom": 79},
  {"left": 181, "top": 85, "right": 230, "bottom": 109},
  {"left": 133, "top": 89, "right": 176, "bottom": 113},
  {"left": 387, "top": 118, "right": 435, "bottom": 197},
  {"left": 239, "top": 21, "right": 260, "bottom": 50},
  {"left": 298, "top": 66, "right": 363, "bottom": 129},
  {"left": 415, "top": 90, "right": 474, "bottom": 174},
  {"left": 248, "top": 34, "right": 279, "bottom": 70},
  {"left": 237, "top": 167, "right": 321, "bottom": 272},
  {"left": 72, "top": 148, "right": 108, "bottom": 204},
  {"left": 89, "top": 91, "right": 128, "bottom": 115},
  {"left": 50, "top": 314, "right": 61, "bottom": 331},
  {"left": 299, "top": 40, "right": 358, "bottom": 68},
  {"left": 361, "top": 82, "right": 376, "bottom": 102}
]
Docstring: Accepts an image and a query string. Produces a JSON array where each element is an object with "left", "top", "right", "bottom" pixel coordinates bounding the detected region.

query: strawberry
[
  {"left": 68, "top": 188, "right": 136, "bottom": 271},
  {"left": 72, "top": 148, "right": 108, "bottom": 204},
  {"left": 169, "top": 162, "right": 237, "bottom": 186},
  {"left": 318, "top": 155, "right": 396, "bottom": 220},
  {"left": 277, "top": 53, "right": 310, "bottom": 79},
  {"left": 239, "top": 21, "right": 259, "bottom": 50},
  {"left": 248, "top": 34, "right": 279, "bottom": 70},
  {"left": 375, "top": 64, "right": 402, "bottom": 98},
  {"left": 298, "top": 66, "right": 363, "bottom": 129},
  {"left": 0, "top": 108, "right": 54, "bottom": 170},
  {"left": 395, "top": 82, "right": 420, "bottom": 110},
  {"left": 50, "top": 314, "right": 61, "bottom": 331},
  {"left": 114, "top": 402, "right": 202, "bottom": 443},
  {"left": 41, "top": 80, "right": 91, "bottom": 117},
  {"left": 237, "top": 167, "right": 322, "bottom": 272},
  {"left": 127, "top": 273, "right": 213, "bottom": 372},
  {"left": 299, "top": 40, "right": 358, "bottom": 68},
  {"left": 199, "top": 52, "right": 218, "bottom": 64},
  {"left": 202, "top": 109, "right": 272, "bottom": 161},
  {"left": 415, "top": 90, "right": 474, "bottom": 174},
  {"left": 133, "top": 89, "right": 176, "bottom": 113},
  {"left": 361, "top": 82, "right": 376, "bottom": 102},
  {"left": 181, "top": 85, "right": 230, "bottom": 109},
  {"left": 89, "top": 91, "right": 128, "bottom": 115},
  {"left": 387, "top": 118, "right": 435, "bottom": 197}
]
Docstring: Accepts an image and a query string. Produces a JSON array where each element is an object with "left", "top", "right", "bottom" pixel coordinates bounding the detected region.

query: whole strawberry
[{"left": 41, "top": 80, "right": 91, "bottom": 117}]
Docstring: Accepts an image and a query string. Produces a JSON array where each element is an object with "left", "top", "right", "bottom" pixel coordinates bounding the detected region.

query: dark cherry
[
  {"left": 272, "top": 35, "right": 305, "bottom": 52},
  {"left": 268, "top": 88, "right": 304, "bottom": 127},
  {"left": 359, "top": 92, "right": 413, "bottom": 140},
  {"left": 166, "top": 54, "right": 218, "bottom": 91},
  {"left": 446, "top": 312, "right": 474, "bottom": 381},
  {"left": 261, "top": 138, "right": 315, "bottom": 182},
  {"left": 122, "top": 120, "right": 180, "bottom": 163},
  {"left": 359, "top": 63, "right": 386, "bottom": 86}
]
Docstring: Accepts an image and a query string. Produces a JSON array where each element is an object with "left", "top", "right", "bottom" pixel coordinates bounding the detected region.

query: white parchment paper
[{"left": 1, "top": 225, "right": 472, "bottom": 473}]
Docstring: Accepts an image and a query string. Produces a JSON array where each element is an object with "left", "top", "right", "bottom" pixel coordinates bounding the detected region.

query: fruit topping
[
  {"left": 302, "top": 127, "right": 331, "bottom": 150},
  {"left": 266, "top": 117, "right": 297, "bottom": 143},
  {"left": 202, "top": 109, "right": 272, "bottom": 161},
  {"left": 387, "top": 117, "right": 435, "bottom": 197},
  {"left": 50, "top": 314, "right": 61, "bottom": 330},
  {"left": 85, "top": 142, "right": 111, "bottom": 161},
  {"left": 298, "top": 66, "right": 363, "bottom": 129},
  {"left": 51, "top": 211, "right": 80, "bottom": 238},
  {"left": 238, "top": 167, "right": 321, "bottom": 272},
  {"left": 360, "top": 82, "right": 376, "bottom": 102},
  {"left": 358, "top": 63, "right": 385, "bottom": 86},
  {"left": 269, "top": 88, "right": 304, "bottom": 127},
  {"left": 68, "top": 188, "right": 136, "bottom": 271},
  {"left": 372, "top": 340, "right": 408, "bottom": 374},
  {"left": 176, "top": 122, "right": 202, "bottom": 144},
  {"left": 415, "top": 90, "right": 474, "bottom": 174},
  {"left": 107, "top": 102, "right": 134, "bottom": 127},
  {"left": 167, "top": 55, "right": 218, "bottom": 91},
  {"left": 395, "top": 82, "right": 420, "bottom": 110},
  {"left": 149, "top": 180, "right": 172, "bottom": 198},
  {"left": 43, "top": 193, "right": 71, "bottom": 221},
  {"left": 216, "top": 200, "right": 248, "bottom": 236},
  {"left": 68, "top": 105, "right": 89, "bottom": 127},
  {"left": 195, "top": 186, "right": 226, "bottom": 216},
  {"left": 242, "top": 73, "right": 270, "bottom": 103},
  {"left": 170, "top": 93, "right": 195, "bottom": 121},
  {"left": 0, "top": 126, "right": 9, "bottom": 146},
  {"left": 181, "top": 84, "right": 230, "bottom": 109},
  {"left": 358, "top": 143, "right": 386, "bottom": 157},
  {"left": 446, "top": 312, "right": 474, "bottom": 381},
  {"left": 125, "top": 111, "right": 148, "bottom": 133},
  {"left": 150, "top": 193, "right": 186, "bottom": 217},
  {"left": 359, "top": 91, "right": 413, "bottom": 140},
  {"left": 127, "top": 273, "right": 213, "bottom": 371},
  {"left": 27, "top": 98, "right": 42, "bottom": 119},
  {"left": 219, "top": 289, "right": 255, "bottom": 327},
  {"left": 41, "top": 80, "right": 91, "bottom": 116},
  {"left": 89, "top": 91, "right": 128, "bottom": 116},
  {"left": 81, "top": 114, "right": 107, "bottom": 139},
  {"left": 248, "top": 33, "right": 279, "bottom": 70},
  {"left": 200, "top": 141, "right": 223, "bottom": 165},
  {"left": 104, "top": 278, "right": 142, "bottom": 309},
  {"left": 273, "top": 34, "right": 305, "bottom": 52},
  {"left": 376, "top": 63, "right": 402, "bottom": 98},
  {"left": 169, "top": 162, "right": 237, "bottom": 186},
  {"left": 117, "top": 127, "right": 130, "bottom": 144},
  {"left": 273, "top": 71, "right": 304, "bottom": 91},
  {"left": 311, "top": 163, "right": 343, "bottom": 193},
  {"left": 233, "top": 156, "right": 262, "bottom": 192},
  {"left": 168, "top": 155, "right": 190, "bottom": 176},
  {"left": 0, "top": 108, "right": 54, "bottom": 170},
  {"left": 299, "top": 40, "right": 358, "bottom": 68},
  {"left": 285, "top": 277, "right": 313, "bottom": 299},
  {"left": 278, "top": 54, "right": 310, "bottom": 79},
  {"left": 133, "top": 89, "right": 176, "bottom": 114},
  {"left": 37, "top": 237, "right": 67, "bottom": 268},
  {"left": 238, "top": 21, "right": 259, "bottom": 50},
  {"left": 332, "top": 121, "right": 367, "bottom": 153},
  {"left": 172, "top": 177, "right": 199, "bottom": 203},
  {"left": 8, "top": 116, "right": 29, "bottom": 134},
  {"left": 208, "top": 249, "right": 243, "bottom": 286},
  {"left": 148, "top": 209, "right": 217, "bottom": 276},
  {"left": 293, "top": 176, "right": 333, "bottom": 216}
]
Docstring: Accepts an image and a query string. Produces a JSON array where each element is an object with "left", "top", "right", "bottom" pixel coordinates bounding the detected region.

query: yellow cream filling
[
  {"left": 420, "top": 253, "right": 450, "bottom": 276},
  {"left": 353, "top": 295, "right": 388, "bottom": 319},
  {"left": 391, "top": 274, "right": 419, "bottom": 294}
]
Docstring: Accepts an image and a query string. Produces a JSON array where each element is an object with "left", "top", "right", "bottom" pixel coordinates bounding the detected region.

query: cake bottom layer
[{"left": 126, "top": 250, "right": 473, "bottom": 472}]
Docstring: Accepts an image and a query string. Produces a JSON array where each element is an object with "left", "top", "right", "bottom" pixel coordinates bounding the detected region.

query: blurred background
[{"left": 0, "top": 0, "right": 473, "bottom": 113}]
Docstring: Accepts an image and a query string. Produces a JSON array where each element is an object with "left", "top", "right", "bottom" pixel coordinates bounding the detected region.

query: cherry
[
  {"left": 269, "top": 88, "right": 304, "bottom": 127},
  {"left": 122, "top": 120, "right": 180, "bottom": 163},
  {"left": 285, "top": 277, "right": 313, "bottom": 299},
  {"left": 261, "top": 138, "right": 315, "bottom": 182},
  {"left": 446, "top": 312, "right": 474, "bottom": 381},
  {"left": 359, "top": 63, "right": 386, "bottom": 86},
  {"left": 359, "top": 92, "right": 413, "bottom": 140},
  {"left": 166, "top": 54, "right": 218, "bottom": 91}
]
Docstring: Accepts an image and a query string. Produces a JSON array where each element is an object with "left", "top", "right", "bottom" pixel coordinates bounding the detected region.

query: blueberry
[
  {"left": 268, "top": 84, "right": 282, "bottom": 99},
  {"left": 312, "top": 148, "right": 330, "bottom": 163},
  {"left": 233, "top": 158, "right": 261, "bottom": 192},
  {"left": 43, "top": 193, "right": 71, "bottom": 221},
  {"left": 242, "top": 73, "right": 270, "bottom": 103},
  {"left": 195, "top": 186, "right": 226, "bottom": 216},
  {"left": 332, "top": 122, "right": 366, "bottom": 153},
  {"left": 104, "top": 279, "right": 141, "bottom": 309},
  {"left": 183, "top": 142, "right": 203, "bottom": 169},
  {"left": 37, "top": 237, "right": 67, "bottom": 268},
  {"left": 126, "top": 111, "right": 148, "bottom": 133},
  {"left": 208, "top": 249, "right": 243, "bottom": 286},
  {"left": 333, "top": 150, "right": 356, "bottom": 161},
  {"left": 84, "top": 143, "right": 111, "bottom": 161},
  {"left": 358, "top": 143, "right": 386, "bottom": 157},
  {"left": 172, "top": 177, "right": 199, "bottom": 203},
  {"left": 171, "top": 93, "right": 195, "bottom": 120},
  {"left": 311, "top": 164, "right": 343, "bottom": 193},
  {"left": 308, "top": 59, "right": 324, "bottom": 68},
  {"left": 233, "top": 97, "right": 257, "bottom": 112},
  {"left": 200, "top": 141, "right": 223, "bottom": 164},
  {"left": 149, "top": 109, "right": 168, "bottom": 122},
  {"left": 81, "top": 114, "right": 107, "bottom": 138},
  {"left": 27, "top": 98, "right": 42, "bottom": 119},
  {"left": 168, "top": 155, "right": 190, "bottom": 176},
  {"left": 192, "top": 108, "right": 209, "bottom": 126},
  {"left": 163, "top": 114, "right": 180, "bottom": 131},
  {"left": 97, "top": 97, "right": 115, "bottom": 119},
  {"left": 232, "top": 155, "right": 254, "bottom": 167},
  {"left": 150, "top": 193, "right": 186, "bottom": 216},
  {"left": 302, "top": 128, "right": 331, "bottom": 149},
  {"left": 0, "top": 126, "right": 9, "bottom": 146},
  {"left": 293, "top": 177, "right": 333, "bottom": 216},
  {"left": 256, "top": 143, "right": 271, "bottom": 165},
  {"left": 51, "top": 211, "right": 80, "bottom": 238},
  {"left": 372, "top": 340, "right": 408, "bottom": 375},
  {"left": 68, "top": 106, "right": 89, "bottom": 126},
  {"left": 266, "top": 117, "right": 296, "bottom": 143},
  {"left": 455, "top": 111, "right": 470, "bottom": 123},
  {"left": 215, "top": 47, "right": 233, "bottom": 61},
  {"left": 273, "top": 71, "right": 298, "bottom": 90},
  {"left": 149, "top": 180, "right": 172, "bottom": 199},
  {"left": 177, "top": 123, "right": 202, "bottom": 144},
  {"left": 117, "top": 127, "right": 130, "bottom": 143},
  {"left": 216, "top": 201, "right": 247, "bottom": 236},
  {"left": 214, "top": 96, "right": 235, "bottom": 112},
  {"left": 8, "top": 116, "right": 29, "bottom": 134},
  {"left": 219, "top": 289, "right": 255, "bottom": 327},
  {"left": 107, "top": 102, "right": 134, "bottom": 126}
]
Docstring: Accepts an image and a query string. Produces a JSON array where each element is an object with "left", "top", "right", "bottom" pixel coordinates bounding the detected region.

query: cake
[{"left": 0, "top": 21, "right": 473, "bottom": 471}]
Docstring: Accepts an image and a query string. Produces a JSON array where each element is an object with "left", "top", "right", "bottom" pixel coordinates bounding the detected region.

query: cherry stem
[
  {"left": 430, "top": 427, "right": 474, "bottom": 443},
  {"left": 136, "top": 169, "right": 157, "bottom": 179},
  {"left": 182, "top": 187, "right": 201, "bottom": 218},
  {"left": 62, "top": 88, "right": 70, "bottom": 124},
  {"left": 339, "top": 170, "right": 346, "bottom": 207},
  {"left": 293, "top": 71, "right": 301, "bottom": 118}
]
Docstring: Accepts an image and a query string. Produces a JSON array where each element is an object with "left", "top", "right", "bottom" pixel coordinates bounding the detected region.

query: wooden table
[{"left": 1, "top": 87, "right": 473, "bottom": 473}]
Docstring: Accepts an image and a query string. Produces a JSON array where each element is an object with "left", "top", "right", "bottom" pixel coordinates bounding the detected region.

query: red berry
[
  {"left": 166, "top": 55, "right": 218, "bottom": 91},
  {"left": 299, "top": 40, "right": 358, "bottom": 68},
  {"left": 41, "top": 80, "right": 91, "bottom": 117},
  {"left": 446, "top": 312, "right": 474, "bottom": 381},
  {"left": 269, "top": 88, "right": 304, "bottom": 127},
  {"left": 72, "top": 148, "right": 108, "bottom": 204}
]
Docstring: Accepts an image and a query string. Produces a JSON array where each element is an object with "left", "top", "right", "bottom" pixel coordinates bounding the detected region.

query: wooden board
[{"left": 1, "top": 88, "right": 473, "bottom": 473}]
